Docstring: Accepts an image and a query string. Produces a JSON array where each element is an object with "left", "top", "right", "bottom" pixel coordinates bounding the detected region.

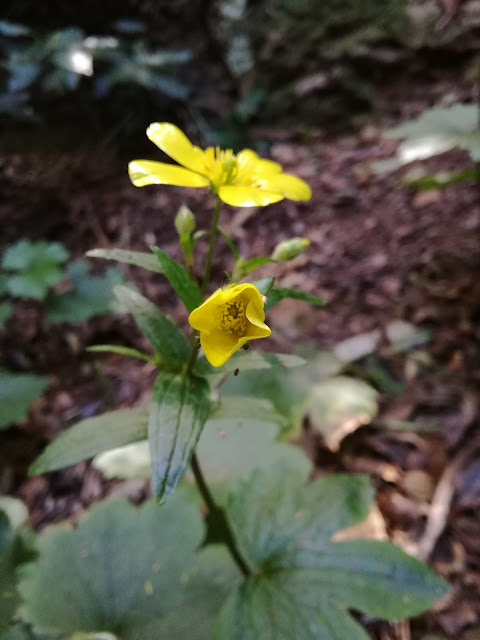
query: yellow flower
[
  {"left": 189, "top": 283, "right": 271, "bottom": 367},
  {"left": 129, "top": 123, "right": 312, "bottom": 207}
]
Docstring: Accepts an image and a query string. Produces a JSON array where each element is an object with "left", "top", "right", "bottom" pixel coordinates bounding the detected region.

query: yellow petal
[
  {"left": 218, "top": 185, "right": 284, "bottom": 207},
  {"left": 200, "top": 330, "right": 249, "bottom": 367},
  {"left": 129, "top": 160, "right": 209, "bottom": 188},
  {"left": 146, "top": 123, "right": 206, "bottom": 174},
  {"left": 245, "top": 299, "right": 271, "bottom": 338},
  {"left": 256, "top": 173, "right": 312, "bottom": 201},
  {"left": 188, "top": 288, "right": 225, "bottom": 332},
  {"left": 237, "top": 150, "right": 282, "bottom": 175}
]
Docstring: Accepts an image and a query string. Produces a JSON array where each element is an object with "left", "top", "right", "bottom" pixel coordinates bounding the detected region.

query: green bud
[
  {"left": 174, "top": 205, "right": 195, "bottom": 236},
  {"left": 271, "top": 237, "right": 310, "bottom": 262}
]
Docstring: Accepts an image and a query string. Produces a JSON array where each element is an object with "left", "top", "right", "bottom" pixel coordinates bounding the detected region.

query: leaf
[
  {"left": 0, "top": 371, "right": 49, "bottom": 430},
  {"left": 265, "top": 286, "right": 325, "bottom": 310},
  {"left": 216, "top": 465, "right": 449, "bottom": 640},
  {"left": 113, "top": 286, "right": 189, "bottom": 368},
  {"left": 1, "top": 241, "right": 68, "bottom": 271},
  {"left": 195, "top": 350, "right": 305, "bottom": 377},
  {"left": 149, "top": 373, "right": 210, "bottom": 502},
  {"left": 233, "top": 256, "right": 275, "bottom": 280},
  {"left": 0, "top": 303, "right": 13, "bottom": 328},
  {"left": 18, "top": 498, "right": 238, "bottom": 640},
  {"left": 0, "top": 527, "right": 35, "bottom": 634},
  {"left": 45, "top": 261, "right": 123, "bottom": 322},
  {"left": 382, "top": 103, "right": 480, "bottom": 167},
  {"left": 304, "top": 376, "right": 378, "bottom": 451},
  {"left": 87, "top": 345, "right": 155, "bottom": 363},
  {"left": 29, "top": 408, "right": 149, "bottom": 475},
  {"left": 151, "top": 247, "right": 203, "bottom": 312},
  {"left": 86, "top": 248, "right": 164, "bottom": 273},
  {"left": 253, "top": 277, "right": 274, "bottom": 296},
  {"left": 403, "top": 167, "right": 476, "bottom": 192}
]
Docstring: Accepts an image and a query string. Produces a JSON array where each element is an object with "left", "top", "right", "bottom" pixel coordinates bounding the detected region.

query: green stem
[
  {"left": 187, "top": 194, "right": 251, "bottom": 578},
  {"left": 191, "top": 452, "right": 250, "bottom": 577},
  {"left": 201, "top": 195, "right": 222, "bottom": 295}
]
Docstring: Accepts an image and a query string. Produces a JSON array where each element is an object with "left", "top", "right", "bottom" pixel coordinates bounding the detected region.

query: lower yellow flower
[{"left": 189, "top": 284, "right": 271, "bottom": 367}]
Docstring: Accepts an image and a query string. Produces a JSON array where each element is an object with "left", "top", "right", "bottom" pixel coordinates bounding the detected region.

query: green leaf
[
  {"left": 195, "top": 350, "right": 305, "bottom": 377},
  {"left": 215, "top": 465, "right": 449, "bottom": 640},
  {"left": 2, "top": 241, "right": 69, "bottom": 271},
  {"left": 29, "top": 408, "right": 149, "bottom": 475},
  {"left": 87, "top": 345, "right": 155, "bottom": 363},
  {"left": 0, "top": 623, "right": 40, "bottom": 640},
  {"left": 0, "top": 527, "right": 35, "bottom": 634},
  {"left": 265, "top": 286, "right": 325, "bottom": 310},
  {"left": 233, "top": 256, "right": 275, "bottom": 280},
  {"left": 149, "top": 373, "right": 210, "bottom": 502},
  {"left": 151, "top": 247, "right": 203, "bottom": 312},
  {"left": 253, "top": 277, "right": 274, "bottom": 296},
  {"left": 0, "top": 371, "right": 49, "bottom": 430},
  {"left": 113, "top": 286, "right": 189, "bottom": 368},
  {"left": 403, "top": 167, "right": 476, "bottom": 192},
  {"left": 18, "top": 498, "right": 238, "bottom": 639},
  {"left": 45, "top": 261, "right": 123, "bottom": 323},
  {"left": 86, "top": 248, "right": 164, "bottom": 273},
  {"left": 0, "top": 303, "right": 13, "bottom": 328},
  {"left": 2, "top": 241, "right": 69, "bottom": 301}
]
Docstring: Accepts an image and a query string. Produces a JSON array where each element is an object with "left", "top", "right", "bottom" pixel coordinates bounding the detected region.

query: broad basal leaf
[
  {"left": 114, "top": 286, "right": 189, "bottom": 368},
  {"left": 149, "top": 372, "right": 210, "bottom": 501},
  {"left": 0, "top": 371, "right": 49, "bottom": 430},
  {"left": 195, "top": 350, "right": 305, "bottom": 377},
  {"left": 215, "top": 464, "right": 449, "bottom": 640},
  {"left": 29, "top": 408, "right": 149, "bottom": 475},
  {"left": 151, "top": 247, "right": 203, "bottom": 312},
  {"left": 86, "top": 248, "right": 164, "bottom": 273},
  {"left": 18, "top": 498, "right": 238, "bottom": 640}
]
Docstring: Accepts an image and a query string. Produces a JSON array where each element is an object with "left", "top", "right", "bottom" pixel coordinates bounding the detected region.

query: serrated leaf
[
  {"left": 45, "top": 261, "right": 123, "bottom": 322},
  {"left": 216, "top": 464, "right": 449, "bottom": 640},
  {"left": 18, "top": 498, "right": 238, "bottom": 639},
  {"left": 1, "top": 241, "right": 69, "bottom": 271},
  {"left": 0, "top": 371, "right": 49, "bottom": 429},
  {"left": 151, "top": 247, "right": 203, "bottom": 312},
  {"left": 149, "top": 373, "right": 210, "bottom": 502},
  {"left": 265, "top": 286, "right": 325, "bottom": 310},
  {"left": 29, "top": 407, "right": 148, "bottom": 475},
  {"left": 86, "top": 248, "right": 164, "bottom": 273},
  {"left": 113, "top": 286, "right": 189, "bottom": 368}
]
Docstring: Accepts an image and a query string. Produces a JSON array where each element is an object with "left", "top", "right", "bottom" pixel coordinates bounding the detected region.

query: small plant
[
  {"left": 6, "top": 123, "right": 449, "bottom": 639},
  {"left": 0, "top": 239, "right": 123, "bottom": 431}
]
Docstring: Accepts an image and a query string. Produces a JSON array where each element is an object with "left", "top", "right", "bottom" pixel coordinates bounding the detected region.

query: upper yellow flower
[
  {"left": 129, "top": 123, "right": 312, "bottom": 207},
  {"left": 189, "top": 283, "right": 271, "bottom": 367}
]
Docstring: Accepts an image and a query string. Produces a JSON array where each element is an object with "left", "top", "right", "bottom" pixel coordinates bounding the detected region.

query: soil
[{"left": 1, "top": 15, "right": 480, "bottom": 640}]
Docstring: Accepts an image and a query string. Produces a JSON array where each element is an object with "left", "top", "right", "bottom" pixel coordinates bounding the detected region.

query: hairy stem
[
  {"left": 201, "top": 195, "right": 222, "bottom": 295},
  {"left": 187, "top": 195, "right": 251, "bottom": 578}
]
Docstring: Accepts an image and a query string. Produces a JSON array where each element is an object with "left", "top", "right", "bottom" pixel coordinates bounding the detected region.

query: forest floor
[{"left": 1, "top": 58, "right": 480, "bottom": 639}]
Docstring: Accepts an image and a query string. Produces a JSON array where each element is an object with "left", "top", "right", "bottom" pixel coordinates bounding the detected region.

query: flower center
[
  {"left": 204, "top": 147, "right": 238, "bottom": 189},
  {"left": 219, "top": 298, "right": 248, "bottom": 335}
]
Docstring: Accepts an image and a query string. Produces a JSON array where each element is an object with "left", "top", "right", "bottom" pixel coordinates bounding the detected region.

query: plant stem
[
  {"left": 201, "top": 195, "right": 222, "bottom": 295},
  {"left": 185, "top": 195, "right": 251, "bottom": 578},
  {"left": 191, "top": 452, "right": 250, "bottom": 577}
]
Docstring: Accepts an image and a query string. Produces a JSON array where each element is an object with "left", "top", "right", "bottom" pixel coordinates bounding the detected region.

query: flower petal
[
  {"left": 237, "top": 150, "right": 282, "bottom": 176},
  {"left": 129, "top": 160, "right": 209, "bottom": 188},
  {"left": 200, "top": 330, "right": 248, "bottom": 367},
  {"left": 256, "top": 173, "right": 312, "bottom": 201},
  {"left": 188, "top": 288, "right": 225, "bottom": 332},
  {"left": 218, "top": 185, "right": 284, "bottom": 207},
  {"left": 245, "top": 299, "right": 271, "bottom": 338},
  {"left": 146, "top": 123, "right": 206, "bottom": 174}
]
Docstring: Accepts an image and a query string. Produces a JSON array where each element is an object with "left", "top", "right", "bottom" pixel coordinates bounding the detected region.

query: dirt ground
[{"left": 1, "top": 55, "right": 480, "bottom": 639}]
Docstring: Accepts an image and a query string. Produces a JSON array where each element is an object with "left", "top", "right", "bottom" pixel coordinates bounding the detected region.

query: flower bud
[
  {"left": 271, "top": 237, "right": 310, "bottom": 262},
  {"left": 174, "top": 205, "right": 195, "bottom": 236}
]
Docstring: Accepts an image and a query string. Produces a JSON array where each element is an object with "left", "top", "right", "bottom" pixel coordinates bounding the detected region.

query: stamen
[{"left": 219, "top": 298, "right": 248, "bottom": 334}]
